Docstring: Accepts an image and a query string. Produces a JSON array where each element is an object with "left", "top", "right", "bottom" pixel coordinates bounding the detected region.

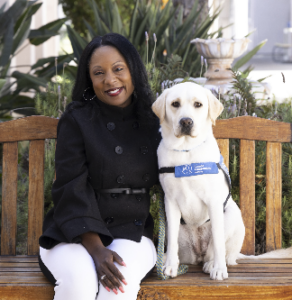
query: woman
[{"left": 39, "top": 33, "right": 161, "bottom": 300}]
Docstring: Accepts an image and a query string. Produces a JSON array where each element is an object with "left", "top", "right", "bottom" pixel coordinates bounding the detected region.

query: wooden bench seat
[
  {"left": 1, "top": 256, "right": 292, "bottom": 299},
  {"left": 0, "top": 115, "right": 291, "bottom": 299}
]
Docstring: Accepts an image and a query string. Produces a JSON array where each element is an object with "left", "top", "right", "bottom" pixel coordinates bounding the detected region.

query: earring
[
  {"left": 133, "top": 90, "right": 137, "bottom": 98},
  {"left": 83, "top": 87, "right": 96, "bottom": 101}
]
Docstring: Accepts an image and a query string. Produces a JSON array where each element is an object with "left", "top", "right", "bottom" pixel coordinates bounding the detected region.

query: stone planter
[{"left": 190, "top": 38, "right": 250, "bottom": 84}]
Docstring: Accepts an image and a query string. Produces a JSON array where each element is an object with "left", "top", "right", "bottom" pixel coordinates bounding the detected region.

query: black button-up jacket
[{"left": 39, "top": 99, "right": 161, "bottom": 249}]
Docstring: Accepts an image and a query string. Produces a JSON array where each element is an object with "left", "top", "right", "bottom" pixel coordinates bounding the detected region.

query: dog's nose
[{"left": 180, "top": 118, "right": 193, "bottom": 127}]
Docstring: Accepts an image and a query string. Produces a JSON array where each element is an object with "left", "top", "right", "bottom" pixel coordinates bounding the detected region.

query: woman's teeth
[{"left": 108, "top": 89, "right": 119, "bottom": 94}]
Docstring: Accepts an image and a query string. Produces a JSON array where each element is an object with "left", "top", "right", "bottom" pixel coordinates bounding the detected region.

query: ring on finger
[{"left": 101, "top": 274, "right": 107, "bottom": 280}]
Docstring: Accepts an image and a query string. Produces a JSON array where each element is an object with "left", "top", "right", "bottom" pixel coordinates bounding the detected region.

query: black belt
[{"left": 97, "top": 188, "right": 148, "bottom": 195}]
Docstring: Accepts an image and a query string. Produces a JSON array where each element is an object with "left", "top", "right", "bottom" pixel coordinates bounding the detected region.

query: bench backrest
[
  {"left": 0, "top": 115, "right": 288, "bottom": 256},
  {"left": 0, "top": 116, "right": 58, "bottom": 256}
]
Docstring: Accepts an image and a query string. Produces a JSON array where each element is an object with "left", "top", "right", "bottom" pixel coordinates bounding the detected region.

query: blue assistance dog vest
[{"left": 159, "top": 154, "right": 231, "bottom": 224}]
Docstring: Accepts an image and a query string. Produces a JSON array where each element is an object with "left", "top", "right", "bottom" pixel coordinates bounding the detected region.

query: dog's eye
[
  {"left": 172, "top": 101, "right": 180, "bottom": 108},
  {"left": 194, "top": 102, "right": 202, "bottom": 108}
]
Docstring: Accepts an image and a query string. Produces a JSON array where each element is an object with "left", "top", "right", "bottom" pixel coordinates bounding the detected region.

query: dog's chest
[
  {"left": 158, "top": 140, "right": 225, "bottom": 224},
  {"left": 162, "top": 173, "right": 212, "bottom": 224}
]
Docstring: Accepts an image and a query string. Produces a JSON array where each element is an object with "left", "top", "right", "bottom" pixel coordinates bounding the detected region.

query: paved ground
[{"left": 240, "top": 56, "right": 292, "bottom": 102}]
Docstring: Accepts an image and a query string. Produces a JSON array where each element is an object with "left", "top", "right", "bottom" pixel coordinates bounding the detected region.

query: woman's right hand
[{"left": 80, "top": 232, "right": 127, "bottom": 295}]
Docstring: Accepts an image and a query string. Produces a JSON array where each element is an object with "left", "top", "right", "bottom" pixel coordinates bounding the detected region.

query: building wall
[
  {"left": 210, "top": 0, "right": 291, "bottom": 55},
  {"left": 249, "top": 0, "right": 291, "bottom": 55}
]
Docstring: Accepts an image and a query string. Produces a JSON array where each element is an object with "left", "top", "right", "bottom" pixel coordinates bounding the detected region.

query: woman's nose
[{"left": 104, "top": 71, "right": 117, "bottom": 84}]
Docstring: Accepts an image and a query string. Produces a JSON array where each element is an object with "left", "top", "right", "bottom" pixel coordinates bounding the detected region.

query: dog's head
[{"left": 152, "top": 82, "right": 223, "bottom": 139}]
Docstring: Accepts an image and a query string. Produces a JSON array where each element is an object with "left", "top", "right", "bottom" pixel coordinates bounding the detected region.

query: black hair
[{"left": 68, "top": 33, "right": 156, "bottom": 125}]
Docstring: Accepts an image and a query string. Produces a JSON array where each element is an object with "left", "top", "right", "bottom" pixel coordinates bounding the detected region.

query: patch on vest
[{"left": 175, "top": 162, "right": 219, "bottom": 178}]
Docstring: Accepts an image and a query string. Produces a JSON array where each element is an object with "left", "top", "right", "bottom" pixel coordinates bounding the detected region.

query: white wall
[
  {"left": 210, "top": 0, "right": 291, "bottom": 55},
  {"left": 209, "top": 0, "right": 249, "bottom": 39},
  {"left": 248, "top": 0, "right": 290, "bottom": 55}
]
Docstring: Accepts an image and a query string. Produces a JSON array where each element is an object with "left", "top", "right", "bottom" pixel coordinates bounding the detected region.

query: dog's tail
[{"left": 237, "top": 247, "right": 292, "bottom": 259}]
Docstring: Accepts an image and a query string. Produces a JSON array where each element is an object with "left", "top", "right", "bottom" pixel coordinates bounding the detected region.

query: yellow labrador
[{"left": 152, "top": 82, "right": 245, "bottom": 280}]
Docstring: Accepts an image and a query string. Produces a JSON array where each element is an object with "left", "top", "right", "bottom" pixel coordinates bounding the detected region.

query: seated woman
[{"left": 38, "top": 33, "right": 161, "bottom": 300}]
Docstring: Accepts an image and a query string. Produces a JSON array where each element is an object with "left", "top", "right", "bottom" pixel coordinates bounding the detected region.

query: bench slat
[
  {"left": 0, "top": 116, "right": 58, "bottom": 143},
  {"left": 1, "top": 142, "right": 18, "bottom": 255},
  {"left": 266, "top": 142, "right": 282, "bottom": 252},
  {"left": 216, "top": 139, "right": 229, "bottom": 169},
  {"left": 240, "top": 140, "right": 255, "bottom": 255},
  {"left": 27, "top": 140, "right": 45, "bottom": 256},
  {"left": 214, "top": 116, "right": 292, "bottom": 143}
]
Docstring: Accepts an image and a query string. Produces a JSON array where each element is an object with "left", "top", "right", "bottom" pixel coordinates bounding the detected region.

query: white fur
[{"left": 152, "top": 82, "right": 245, "bottom": 280}]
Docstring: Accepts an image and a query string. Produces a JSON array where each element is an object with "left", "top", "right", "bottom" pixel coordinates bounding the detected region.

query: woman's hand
[{"left": 81, "top": 232, "right": 127, "bottom": 295}]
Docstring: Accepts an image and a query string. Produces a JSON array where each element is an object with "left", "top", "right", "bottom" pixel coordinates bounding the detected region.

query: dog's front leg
[
  {"left": 164, "top": 197, "right": 181, "bottom": 278},
  {"left": 207, "top": 202, "right": 228, "bottom": 280}
]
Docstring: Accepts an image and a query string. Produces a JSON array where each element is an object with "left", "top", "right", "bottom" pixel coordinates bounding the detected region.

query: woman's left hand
[{"left": 80, "top": 232, "right": 127, "bottom": 294}]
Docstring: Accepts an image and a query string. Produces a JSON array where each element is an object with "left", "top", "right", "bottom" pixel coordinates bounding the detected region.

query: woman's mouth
[{"left": 105, "top": 87, "right": 124, "bottom": 96}]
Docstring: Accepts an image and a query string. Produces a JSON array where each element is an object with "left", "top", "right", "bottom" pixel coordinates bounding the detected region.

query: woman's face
[{"left": 89, "top": 45, "right": 135, "bottom": 108}]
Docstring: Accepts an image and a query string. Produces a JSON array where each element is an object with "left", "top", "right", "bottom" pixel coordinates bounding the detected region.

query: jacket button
[
  {"left": 115, "top": 146, "right": 123, "bottom": 154},
  {"left": 111, "top": 193, "right": 118, "bottom": 199},
  {"left": 117, "top": 175, "right": 125, "bottom": 184},
  {"left": 105, "top": 217, "right": 114, "bottom": 224},
  {"left": 142, "top": 173, "right": 150, "bottom": 182},
  {"left": 132, "top": 121, "right": 140, "bottom": 129},
  {"left": 134, "top": 219, "right": 143, "bottom": 226},
  {"left": 140, "top": 146, "right": 148, "bottom": 154},
  {"left": 107, "top": 122, "right": 115, "bottom": 131},
  {"left": 136, "top": 195, "right": 142, "bottom": 201}
]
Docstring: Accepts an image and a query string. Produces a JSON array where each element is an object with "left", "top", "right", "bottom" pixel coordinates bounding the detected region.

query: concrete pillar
[{"left": 232, "top": 0, "right": 249, "bottom": 38}]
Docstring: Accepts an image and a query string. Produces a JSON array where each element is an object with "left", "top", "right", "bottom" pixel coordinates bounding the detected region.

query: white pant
[{"left": 39, "top": 237, "right": 157, "bottom": 300}]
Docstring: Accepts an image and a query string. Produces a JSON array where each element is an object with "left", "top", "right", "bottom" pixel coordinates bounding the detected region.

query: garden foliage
[
  {"left": 42, "top": 0, "right": 221, "bottom": 81},
  {"left": 0, "top": 0, "right": 67, "bottom": 118}
]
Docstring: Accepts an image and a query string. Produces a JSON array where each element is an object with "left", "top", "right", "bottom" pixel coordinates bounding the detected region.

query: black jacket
[{"left": 39, "top": 98, "right": 161, "bottom": 249}]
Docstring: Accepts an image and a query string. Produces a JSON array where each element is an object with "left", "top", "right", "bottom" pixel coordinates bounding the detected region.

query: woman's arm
[
  {"left": 52, "top": 111, "right": 113, "bottom": 245},
  {"left": 81, "top": 232, "right": 127, "bottom": 294}
]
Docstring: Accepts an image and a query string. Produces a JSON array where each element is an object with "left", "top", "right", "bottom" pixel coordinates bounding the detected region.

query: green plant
[
  {"left": 44, "top": 0, "right": 220, "bottom": 80},
  {"left": 59, "top": 0, "right": 134, "bottom": 35},
  {"left": 0, "top": 0, "right": 67, "bottom": 118},
  {"left": 35, "top": 75, "right": 73, "bottom": 214},
  {"left": 146, "top": 54, "right": 189, "bottom": 96}
]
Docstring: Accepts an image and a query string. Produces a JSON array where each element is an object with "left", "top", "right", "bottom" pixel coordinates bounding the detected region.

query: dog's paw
[
  {"left": 163, "top": 257, "right": 179, "bottom": 278},
  {"left": 203, "top": 260, "right": 213, "bottom": 274},
  {"left": 210, "top": 265, "right": 228, "bottom": 280},
  {"left": 163, "top": 265, "right": 179, "bottom": 277}
]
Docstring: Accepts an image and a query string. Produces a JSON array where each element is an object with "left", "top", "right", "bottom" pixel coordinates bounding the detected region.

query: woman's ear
[
  {"left": 152, "top": 90, "right": 168, "bottom": 124},
  {"left": 206, "top": 89, "right": 224, "bottom": 125}
]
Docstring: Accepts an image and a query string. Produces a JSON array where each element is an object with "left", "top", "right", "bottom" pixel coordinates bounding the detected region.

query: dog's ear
[
  {"left": 206, "top": 89, "right": 224, "bottom": 125},
  {"left": 152, "top": 90, "right": 168, "bottom": 123}
]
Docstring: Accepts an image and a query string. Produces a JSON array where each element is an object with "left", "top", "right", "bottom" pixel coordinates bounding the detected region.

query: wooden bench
[{"left": 0, "top": 115, "right": 292, "bottom": 300}]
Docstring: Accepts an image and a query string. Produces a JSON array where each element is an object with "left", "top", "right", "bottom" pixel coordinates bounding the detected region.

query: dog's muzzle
[{"left": 179, "top": 118, "right": 193, "bottom": 135}]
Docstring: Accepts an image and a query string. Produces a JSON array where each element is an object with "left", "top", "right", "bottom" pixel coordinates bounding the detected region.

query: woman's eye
[
  {"left": 172, "top": 101, "right": 180, "bottom": 108},
  {"left": 194, "top": 102, "right": 202, "bottom": 108},
  {"left": 115, "top": 67, "right": 123, "bottom": 72},
  {"left": 95, "top": 71, "right": 103, "bottom": 76}
]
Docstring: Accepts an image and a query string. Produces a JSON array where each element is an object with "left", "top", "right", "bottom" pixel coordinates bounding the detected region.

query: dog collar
[{"left": 172, "top": 141, "right": 205, "bottom": 152}]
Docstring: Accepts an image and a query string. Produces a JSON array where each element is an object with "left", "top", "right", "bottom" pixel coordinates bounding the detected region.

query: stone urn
[{"left": 190, "top": 38, "right": 250, "bottom": 84}]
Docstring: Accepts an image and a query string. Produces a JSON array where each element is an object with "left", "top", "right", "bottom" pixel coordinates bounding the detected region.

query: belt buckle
[
  {"left": 132, "top": 188, "right": 147, "bottom": 194},
  {"left": 122, "top": 188, "right": 132, "bottom": 194}
]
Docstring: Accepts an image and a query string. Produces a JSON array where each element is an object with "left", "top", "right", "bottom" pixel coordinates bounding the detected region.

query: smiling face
[{"left": 89, "top": 45, "right": 135, "bottom": 108}]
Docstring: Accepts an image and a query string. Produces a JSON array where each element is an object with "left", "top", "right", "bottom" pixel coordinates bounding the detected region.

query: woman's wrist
[{"left": 80, "top": 232, "right": 105, "bottom": 254}]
